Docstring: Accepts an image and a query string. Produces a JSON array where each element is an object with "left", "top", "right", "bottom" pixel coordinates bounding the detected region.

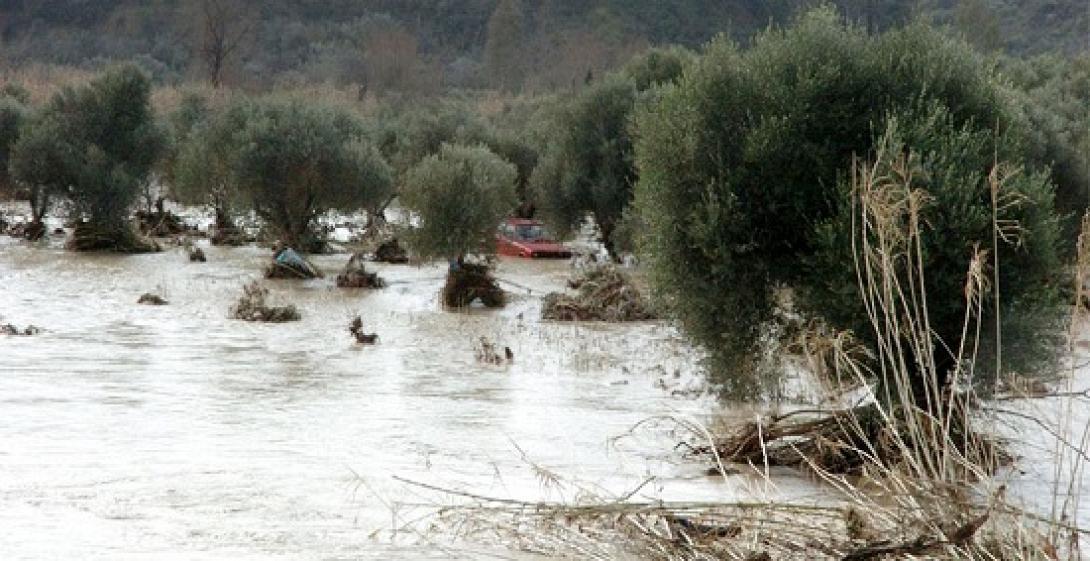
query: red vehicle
[{"left": 496, "top": 218, "right": 572, "bottom": 258}]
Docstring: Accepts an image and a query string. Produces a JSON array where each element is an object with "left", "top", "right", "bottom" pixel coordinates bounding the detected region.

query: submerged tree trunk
[{"left": 25, "top": 189, "right": 50, "bottom": 241}]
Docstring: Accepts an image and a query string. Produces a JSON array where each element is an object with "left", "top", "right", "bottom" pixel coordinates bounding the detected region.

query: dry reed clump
[
  {"left": 336, "top": 253, "right": 385, "bottom": 288},
  {"left": 542, "top": 265, "right": 656, "bottom": 322},
  {"left": 230, "top": 281, "right": 301, "bottom": 322},
  {"left": 442, "top": 262, "right": 505, "bottom": 308}
]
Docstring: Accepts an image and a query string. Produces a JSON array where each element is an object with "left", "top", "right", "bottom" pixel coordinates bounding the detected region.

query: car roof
[{"left": 505, "top": 218, "right": 543, "bottom": 226}]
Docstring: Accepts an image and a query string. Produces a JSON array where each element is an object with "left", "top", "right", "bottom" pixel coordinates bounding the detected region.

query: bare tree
[{"left": 193, "top": 0, "right": 255, "bottom": 88}]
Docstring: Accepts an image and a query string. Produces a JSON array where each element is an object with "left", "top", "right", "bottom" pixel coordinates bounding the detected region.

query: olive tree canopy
[{"left": 399, "top": 143, "right": 517, "bottom": 261}]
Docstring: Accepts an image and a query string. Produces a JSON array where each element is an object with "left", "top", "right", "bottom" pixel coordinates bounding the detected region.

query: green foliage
[
  {"left": 531, "top": 77, "right": 636, "bottom": 256},
  {"left": 0, "top": 97, "right": 27, "bottom": 190},
  {"left": 484, "top": 0, "right": 525, "bottom": 92},
  {"left": 231, "top": 99, "right": 393, "bottom": 249},
  {"left": 1, "top": 83, "right": 31, "bottom": 105},
  {"left": 373, "top": 101, "right": 538, "bottom": 212},
  {"left": 621, "top": 46, "right": 693, "bottom": 91},
  {"left": 806, "top": 106, "right": 1064, "bottom": 386},
  {"left": 10, "top": 65, "right": 164, "bottom": 232},
  {"left": 1, "top": 1, "right": 1083, "bottom": 92},
  {"left": 634, "top": 9, "right": 1067, "bottom": 397},
  {"left": 171, "top": 99, "right": 254, "bottom": 227},
  {"left": 1001, "top": 54, "right": 1090, "bottom": 237},
  {"left": 400, "top": 143, "right": 517, "bottom": 261},
  {"left": 532, "top": 46, "right": 690, "bottom": 256}
]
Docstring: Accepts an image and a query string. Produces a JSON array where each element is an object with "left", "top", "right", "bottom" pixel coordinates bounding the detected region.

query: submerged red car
[{"left": 496, "top": 218, "right": 572, "bottom": 258}]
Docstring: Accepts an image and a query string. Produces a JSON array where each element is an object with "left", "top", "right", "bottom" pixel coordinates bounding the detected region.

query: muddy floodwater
[{"left": 0, "top": 238, "right": 807, "bottom": 560}]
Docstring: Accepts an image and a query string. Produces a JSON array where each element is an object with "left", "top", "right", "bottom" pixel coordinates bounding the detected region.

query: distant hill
[{"left": 1, "top": 1, "right": 1085, "bottom": 90}]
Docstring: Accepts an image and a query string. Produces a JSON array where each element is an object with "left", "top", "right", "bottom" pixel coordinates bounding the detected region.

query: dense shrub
[{"left": 634, "top": 9, "right": 1067, "bottom": 398}]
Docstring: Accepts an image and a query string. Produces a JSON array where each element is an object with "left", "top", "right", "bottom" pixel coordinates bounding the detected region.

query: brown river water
[{"left": 1, "top": 235, "right": 829, "bottom": 560}]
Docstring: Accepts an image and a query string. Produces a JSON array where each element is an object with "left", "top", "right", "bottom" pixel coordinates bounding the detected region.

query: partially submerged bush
[
  {"left": 371, "top": 238, "right": 408, "bottom": 264},
  {"left": 68, "top": 222, "right": 160, "bottom": 253},
  {"left": 336, "top": 253, "right": 385, "bottom": 288},
  {"left": 542, "top": 266, "right": 655, "bottom": 321},
  {"left": 230, "top": 281, "right": 301, "bottom": 322},
  {"left": 442, "top": 261, "right": 504, "bottom": 308}
]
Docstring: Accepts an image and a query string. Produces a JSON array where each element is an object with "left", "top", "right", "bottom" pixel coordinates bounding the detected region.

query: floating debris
[
  {"left": 265, "top": 247, "right": 322, "bottom": 279},
  {"left": 348, "top": 316, "right": 378, "bottom": 344},
  {"left": 230, "top": 281, "right": 301, "bottom": 322},
  {"left": 1, "top": 323, "right": 40, "bottom": 336},
  {"left": 336, "top": 253, "right": 385, "bottom": 288},
  {"left": 542, "top": 266, "right": 655, "bottom": 322},
  {"left": 474, "top": 337, "right": 512, "bottom": 365},
  {"left": 137, "top": 293, "right": 168, "bottom": 305},
  {"left": 188, "top": 246, "right": 207, "bottom": 262}
]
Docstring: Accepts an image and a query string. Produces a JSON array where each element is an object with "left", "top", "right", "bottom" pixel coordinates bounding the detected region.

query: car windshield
[{"left": 515, "top": 224, "right": 548, "bottom": 241}]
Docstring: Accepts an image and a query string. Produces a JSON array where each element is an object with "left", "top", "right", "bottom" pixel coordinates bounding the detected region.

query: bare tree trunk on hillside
[{"left": 195, "top": 0, "right": 255, "bottom": 88}]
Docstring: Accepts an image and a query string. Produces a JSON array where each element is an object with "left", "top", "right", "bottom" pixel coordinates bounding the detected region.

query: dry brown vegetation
[
  {"left": 542, "top": 265, "right": 656, "bottom": 322},
  {"left": 230, "top": 281, "right": 300, "bottom": 322}
]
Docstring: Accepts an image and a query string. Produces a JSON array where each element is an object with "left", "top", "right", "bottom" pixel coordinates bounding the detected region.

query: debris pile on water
[
  {"left": 136, "top": 209, "right": 191, "bottom": 237},
  {"left": 336, "top": 253, "right": 385, "bottom": 288},
  {"left": 474, "top": 336, "right": 513, "bottom": 365},
  {"left": 137, "top": 293, "right": 169, "bottom": 305},
  {"left": 542, "top": 266, "right": 655, "bottom": 322},
  {"left": 230, "top": 281, "right": 301, "bottom": 322},
  {"left": 1, "top": 323, "right": 40, "bottom": 336},
  {"left": 210, "top": 226, "right": 249, "bottom": 246},
  {"left": 443, "top": 262, "right": 504, "bottom": 308},
  {"left": 265, "top": 247, "right": 322, "bottom": 279},
  {"left": 6, "top": 221, "right": 46, "bottom": 241}
]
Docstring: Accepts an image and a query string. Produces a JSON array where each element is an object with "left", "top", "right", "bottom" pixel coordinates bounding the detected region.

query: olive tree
[
  {"left": 171, "top": 99, "right": 253, "bottom": 242},
  {"left": 401, "top": 143, "right": 517, "bottom": 261},
  {"left": 532, "top": 47, "right": 688, "bottom": 258},
  {"left": 10, "top": 65, "right": 165, "bottom": 251},
  {"left": 232, "top": 99, "right": 393, "bottom": 251},
  {"left": 633, "top": 9, "right": 1065, "bottom": 400},
  {"left": 400, "top": 143, "right": 517, "bottom": 307}
]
